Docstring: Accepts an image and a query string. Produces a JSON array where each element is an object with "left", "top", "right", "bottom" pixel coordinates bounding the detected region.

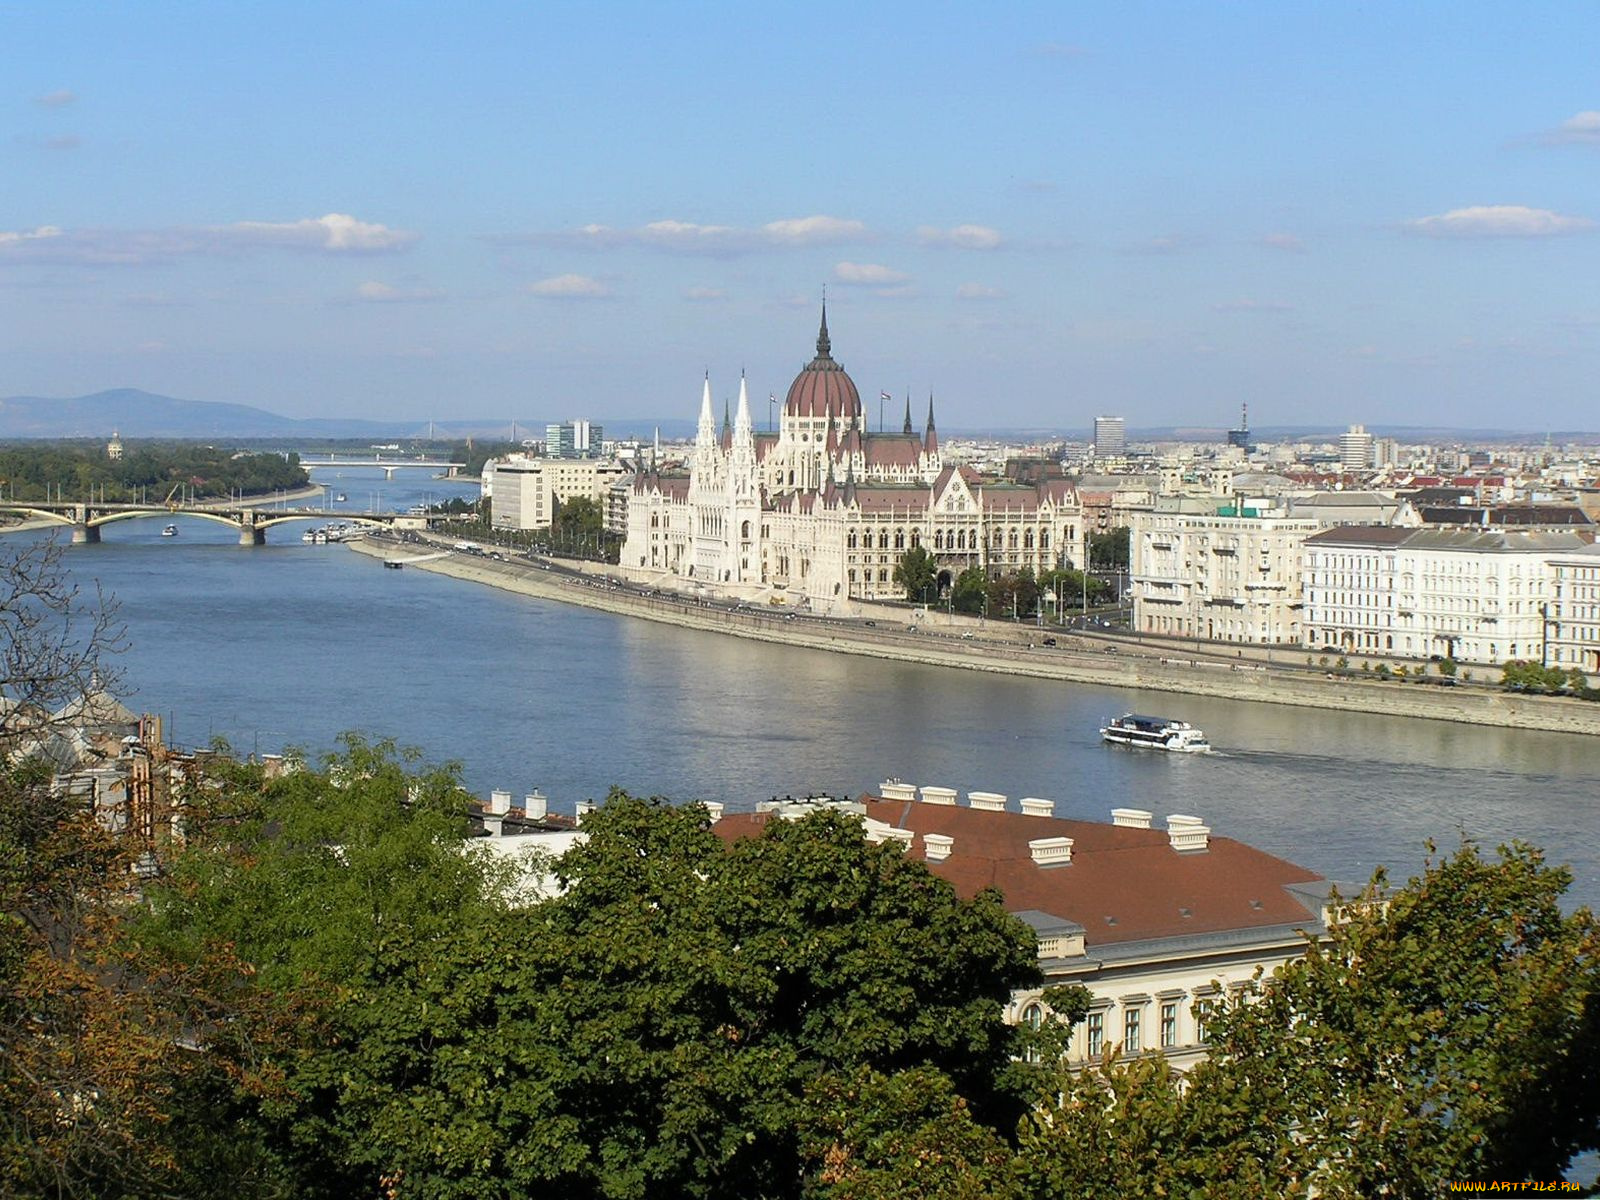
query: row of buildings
[{"left": 483, "top": 308, "right": 1600, "bottom": 672}]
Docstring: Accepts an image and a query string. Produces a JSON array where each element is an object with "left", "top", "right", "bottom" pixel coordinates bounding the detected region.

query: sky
[{"left": 4, "top": 2, "right": 1598, "bottom": 433}]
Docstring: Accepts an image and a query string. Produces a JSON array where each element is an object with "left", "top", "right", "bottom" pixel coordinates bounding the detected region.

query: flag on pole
[{"left": 880, "top": 391, "right": 893, "bottom": 401}]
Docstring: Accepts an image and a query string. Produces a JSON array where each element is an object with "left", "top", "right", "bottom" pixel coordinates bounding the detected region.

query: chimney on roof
[
  {"left": 967, "top": 790, "right": 1007, "bottom": 812},
  {"left": 575, "top": 799, "right": 598, "bottom": 825},
  {"left": 919, "top": 786, "right": 958, "bottom": 806},
  {"left": 703, "top": 801, "right": 725, "bottom": 823},
  {"left": 1112, "top": 808, "right": 1153, "bottom": 829},
  {"left": 490, "top": 789, "right": 512, "bottom": 817},
  {"left": 1166, "top": 814, "right": 1210, "bottom": 852},
  {"left": 1029, "top": 836, "right": 1074, "bottom": 866},
  {"left": 880, "top": 780, "right": 918, "bottom": 803},
  {"left": 524, "top": 790, "right": 547, "bottom": 820},
  {"left": 1020, "top": 797, "right": 1055, "bottom": 818},
  {"left": 878, "top": 827, "right": 914, "bottom": 852},
  {"left": 923, "top": 833, "right": 954, "bottom": 862}
]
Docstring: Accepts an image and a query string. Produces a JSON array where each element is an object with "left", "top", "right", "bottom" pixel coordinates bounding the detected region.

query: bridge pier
[
  {"left": 72, "top": 523, "right": 100, "bottom": 545},
  {"left": 239, "top": 522, "right": 265, "bottom": 546}
]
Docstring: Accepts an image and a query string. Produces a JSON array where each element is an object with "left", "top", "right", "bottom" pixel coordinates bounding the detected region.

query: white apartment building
[
  {"left": 1130, "top": 498, "right": 1323, "bottom": 644},
  {"left": 1545, "top": 542, "right": 1600, "bottom": 679},
  {"left": 490, "top": 456, "right": 631, "bottom": 531},
  {"left": 1301, "top": 527, "right": 1587, "bottom": 664},
  {"left": 1339, "top": 424, "right": 1374, "bottom": 472}
]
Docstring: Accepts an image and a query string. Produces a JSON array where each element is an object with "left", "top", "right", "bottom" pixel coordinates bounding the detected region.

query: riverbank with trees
[{"left": 0, "top": 441, "right": 308, "bottom": 503}]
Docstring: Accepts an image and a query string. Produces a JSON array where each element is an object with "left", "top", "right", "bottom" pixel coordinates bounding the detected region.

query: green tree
[
  {"left": 892, "top": 545, "right": 938, "bottom": 602},
  {"left": 1087, "top": 526, "right": 1130, "bottom": 570},
  {"left": 951, "top": 567, "right": 988, "bottom": 614}
]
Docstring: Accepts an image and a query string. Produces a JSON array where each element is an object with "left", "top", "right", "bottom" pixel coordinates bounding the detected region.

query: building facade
[
  {"left": 1300, "top": 527, "right": 1585, "bottom": 663},
  {"left": 490, "top": 457, "right": 630, "bottom": 531},
  {"left": 621, "top": 309, "right": 1085, "bottom": 603},
  {"left": 1130, "top": 499, "right": 1323, "bottom": 643},
  {"left": 1093, "top": 415, "right": 1126, "bottom": 456},
  {"left": 1547, "top": 543, "right": 1600, "bottom": 680}
]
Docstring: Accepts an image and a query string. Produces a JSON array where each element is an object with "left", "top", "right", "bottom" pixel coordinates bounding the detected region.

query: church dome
[{"left": 783, "top": 303, "right": 862, "bottom": 421}]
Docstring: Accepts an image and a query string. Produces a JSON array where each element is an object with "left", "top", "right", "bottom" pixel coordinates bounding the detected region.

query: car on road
[{"left": 1042, "top": 636, "right": 1057, "bottom": 647}]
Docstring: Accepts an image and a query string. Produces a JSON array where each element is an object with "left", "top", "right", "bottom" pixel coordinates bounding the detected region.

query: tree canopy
[{"left": 891, "top": 545, "right": 938, "bottom": 602}]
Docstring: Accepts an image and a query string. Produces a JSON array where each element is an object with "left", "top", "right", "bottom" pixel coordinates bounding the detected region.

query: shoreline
[{"left": 348, "top": 537, "right": 1600, "bottom": 737}]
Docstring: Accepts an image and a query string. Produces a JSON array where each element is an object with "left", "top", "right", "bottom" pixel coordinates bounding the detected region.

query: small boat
[
  {"left": 162, "top": 524, "right": 178, "bottom": 537},
  {"left": 1100, "top": 714, "right": 1210, "bottom": 753},
  {"left": 335, "top": 493, "right": 348, "bottom": 502},
  {"left": 383, "top": 560, "right": 403, "bottom": 570}
]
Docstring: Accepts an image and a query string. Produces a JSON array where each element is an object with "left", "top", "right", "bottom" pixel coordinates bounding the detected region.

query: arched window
[
  {"left": 1021, "top": 1002, "right": 1044, "bottom": 1063},
  {"left": 935, "top": 531, "right": 944, "bottom": 550},
  {"left": 878, "top": 531, "right": 889, "bottom": 549},
  {"left": 1024, "top": 529, "right": 1035, "bottom": 549},
  {"left": 956, "top": 530, "right": 966, "bottom": 550},
  {"left": 895, "top": 530, "right": 905, "bottom": 549},
  {"left": 1009, "top": 530, "right": 1018, "bottom": 549},
  {"left": 848, "top": 530, "right": 857, "bottom": 548},
  {"left": 741, "top": 520, "right": 751, "bottom": 540}
]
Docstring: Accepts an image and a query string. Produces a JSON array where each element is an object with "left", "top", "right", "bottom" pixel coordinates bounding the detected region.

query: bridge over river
[
  {"left": 0, "top": 500, "right": 429, "bottom": 545},
  {"left": 300, "top": 455, "right": 463, "bottom": 479}
]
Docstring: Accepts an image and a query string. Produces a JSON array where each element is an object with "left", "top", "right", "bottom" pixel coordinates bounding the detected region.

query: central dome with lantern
[{"left": 782, "top": 302, "right": 863, "bottom": 422}]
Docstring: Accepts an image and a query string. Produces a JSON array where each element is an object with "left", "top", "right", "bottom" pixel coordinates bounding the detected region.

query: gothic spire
[
  {"left": 815, "top": 295, "right": 832, "bottom": 360},
  {"left": 734, "top": 372, "right": 753, "bottom": 438},
  {"left": 902, "top": 390, "right": 914, "bottom": 435},
  {"left": 696, "top": 373, "right": 715, "bottom": 446},
  {"left": 923, "top": 393, "right": 939, "bottom": 456}
]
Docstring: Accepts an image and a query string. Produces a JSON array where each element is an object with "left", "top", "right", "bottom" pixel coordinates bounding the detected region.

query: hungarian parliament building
[{"left": 620, "top": 308, "right": 1086, "bottom": 605}]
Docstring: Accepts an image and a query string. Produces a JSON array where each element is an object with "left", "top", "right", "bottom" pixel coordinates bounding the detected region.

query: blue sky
[{"left": 4, "top": 2, "right": 1598, "bottom": 432}]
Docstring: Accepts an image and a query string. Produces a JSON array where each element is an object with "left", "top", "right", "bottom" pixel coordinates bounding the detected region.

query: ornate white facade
[{"left": 622, "top": 309, "right": 1085, "bottom": 604}]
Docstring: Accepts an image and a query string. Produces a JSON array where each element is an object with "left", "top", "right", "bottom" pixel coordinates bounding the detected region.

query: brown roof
[
  {"left": 863, "top": 434, "right": 923, "bottom": 469},
  {"left": 783, "top": 304, "right": 863, "bottom": 421},
  {"left": 714, "top": 797, "right": 1325, "bottom": 950}
]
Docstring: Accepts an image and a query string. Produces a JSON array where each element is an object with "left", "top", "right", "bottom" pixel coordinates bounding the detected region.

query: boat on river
[
  {"left": 1100, "top": 714, "right": 1210, "bottom": 752},
  {"left": 161, "top": 524, "right": 178, "bottom": 537}
]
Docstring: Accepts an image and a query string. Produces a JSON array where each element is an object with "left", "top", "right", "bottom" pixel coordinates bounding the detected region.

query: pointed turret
[
  {"left": 734, "top": 373, "right": 753, "bottom": 439},
  {"left": 923, "top": 393, "right": 939, "bottom": 456},
  {"left": 815, "top": 297, "right": 832, "bottom": 361},
  {"left": 722, "top": 396, "right": 733, "bottom": 447},
  {"left": 696, "top": 374, "right": 716, "bottom": 446},
  {"left": 902, "top": 392, "right": 914, "bottom": 435}
]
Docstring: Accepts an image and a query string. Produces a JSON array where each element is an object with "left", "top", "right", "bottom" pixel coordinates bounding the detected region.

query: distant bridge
[
  {"left": 0, "top": 500, "right": 431, "bottom": 545},
  {"left": 301, "top": 455, "right": 464, "bottom": 479}
]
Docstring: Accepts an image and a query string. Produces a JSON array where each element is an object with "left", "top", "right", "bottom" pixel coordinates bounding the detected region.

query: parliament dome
[{"left": 783, "top": 304, "right": 863, "bottom": 421}]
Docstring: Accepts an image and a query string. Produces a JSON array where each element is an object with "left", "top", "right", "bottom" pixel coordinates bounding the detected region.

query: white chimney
[
  {"left": 1020, "top": 797, "right": 1055, "bottom": 818},
  {"left": 524, "top": 790, "right": 547, "bottom": 820},
  {"left": 575, "top": 799, "right": 598, "bottom": 824},
  {"left": 920, "top": 786, "right": 958, "bottom": 806},
  {"left": 1029, "top": 836, "right": 1074, "bottom": 866},
  {"left": 924, "top": 833, "right": 954, "bottom": 862},
  {"left": 880, "top": 827, "right": 914, "bottom": 851},
  {"left": 703, "top": 801, "right": 725, "bottom": 823},
  {"left": 489, "top": 789, "right": 512, "bottom": 816},
  {"left": 1166, "top": 814, "right": 1210, "bottom": 852},
  {"left": 1112, "top": 808, "right": 1153, "bottom": 829},
  {"left": 879, "top": 780, "right": 918, "bottom": 803},
  {"left": 967, "top": 791, "right": 1007, "bottom": 812}
]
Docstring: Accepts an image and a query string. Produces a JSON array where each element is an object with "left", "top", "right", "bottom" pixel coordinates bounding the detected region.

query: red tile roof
[{"left": 714, "top": 797, "right": 1325, "bottom": 949}]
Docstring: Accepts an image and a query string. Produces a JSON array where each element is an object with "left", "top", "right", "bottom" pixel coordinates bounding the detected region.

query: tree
[
  {"left": 0, "top": 536, "right": 126, "bottom": 746},
  {"left": 951, "top": 567, "right": 988, "bottom": 614},
  {"left": 1088, "top": 526, "right": 1130, "bottom": 570},
  {"left": 1015, "top": 843, "right": 1600, "bottom": 1198},
  {"left": 892, "top": 545, "right": 938, "bottom": 602}
]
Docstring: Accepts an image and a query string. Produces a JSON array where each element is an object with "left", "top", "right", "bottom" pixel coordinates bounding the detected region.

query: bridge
[
  {"left": 0, "top": 500, "right": 430, "bottom": 545},
  {"left": 300, "top": 456, "right": 464, "bottom": 479}
]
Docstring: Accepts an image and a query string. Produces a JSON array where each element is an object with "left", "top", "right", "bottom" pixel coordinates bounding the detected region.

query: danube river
[{"left": 45, "top": 468, "right": 1600, "bottom": 908}]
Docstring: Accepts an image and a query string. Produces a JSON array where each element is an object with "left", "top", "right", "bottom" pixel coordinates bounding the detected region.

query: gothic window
[
  {"left": 911, "top": 531, "right": 920, "bottom": 548},
  {"left": 1024, "top": 529, "right": 1034, "bottom": 549},
  {"left": 848, "top": 531, "right": 858, "bottom": 549},
  {"left": 848, "top": 568, "right": 856, "bottom": 583},
  {"left": 956, "top": 530, "right": 966, "bottom": 550},
  {"left": 878, "top": 569, "right": 888, "bottom": 582},
  {"left": 992, "top": 529, "right": 1003, "bottom": 548},
  {"left": 878, "top": 531, "right": 888, "bottom": 549},
  {"left": 894, "top": 530, "right": 905, "bottom": 549},
  {"left": 935, "top": 531, "right": 944, "bottom": 550},
  {"left": 1009, "top": 531, "right": 1018, "bottom": 549},
  {"left": 741, "top": 521, "right": 751, "bottom": 540},
  {"left": 1041, "top": 529, "right": 1050, "bottom": 549}
]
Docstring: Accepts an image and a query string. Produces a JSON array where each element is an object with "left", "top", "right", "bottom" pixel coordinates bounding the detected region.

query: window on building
[
  {"left": 1123, "top": 1007, "right": 1142, "bottom": 1053},
  {"left": 1193, "top": 999, "right": 1215, "bottom": 1044},
  {"left": 1160, "top": 1001, "right": 1178, "bottom": 1049},
  {"left": 1086, "top": 1012, "right": 1104, "bottom": 1058},
  {"left": 1021, "top": 1002, "right": 1043, "bottom": 1064},
  {"left": 894, "top": 530, "right": 905, "bottom": 549}
]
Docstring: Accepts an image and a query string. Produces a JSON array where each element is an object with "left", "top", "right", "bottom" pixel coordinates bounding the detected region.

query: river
[{"left": 44, "top": 466, "right": 1600, "bottom": 908}]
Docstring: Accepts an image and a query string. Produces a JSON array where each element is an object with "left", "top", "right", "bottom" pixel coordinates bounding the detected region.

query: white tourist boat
[
  {"left": 161, "top": 524, "right": 178, "bottom": 537},
  {"left": 1100, "top": 714, "right": 1210, "bottom": 752}
]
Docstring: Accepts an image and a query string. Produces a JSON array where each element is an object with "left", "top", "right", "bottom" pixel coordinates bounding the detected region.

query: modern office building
[{"left": 1093, "top": 415, "right": 1127, "bottom": 456}]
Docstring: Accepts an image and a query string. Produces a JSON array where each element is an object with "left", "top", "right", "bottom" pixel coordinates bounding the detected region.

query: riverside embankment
[{"left": 350, "top": 536, "right": 1600, "bottom": 737}]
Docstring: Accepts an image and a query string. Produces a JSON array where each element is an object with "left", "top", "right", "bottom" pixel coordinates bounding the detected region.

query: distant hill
[{"left": 0, "top": 389, "right": 408, "bottom": 439}]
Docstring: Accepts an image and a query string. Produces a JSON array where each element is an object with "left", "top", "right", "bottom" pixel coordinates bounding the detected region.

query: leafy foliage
[
  {"left": 892, "top": 545, "right": 938, "bottom": 602},
  {"left": 0, "top": 442, "right": 307, "bottom": 503}
]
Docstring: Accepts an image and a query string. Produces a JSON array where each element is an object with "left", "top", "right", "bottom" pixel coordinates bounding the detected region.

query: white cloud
[
  {"left": 528, "top": 273, "right": 610, "bottom": 298},
  {"left": 683, "top": 286, "right": 727, "bottom": 301},
  {"left": 0, "top": 214, "right": 416, "bottom": 264},
  {"left": 36, "top": 89, "right": 76, "bottom": 108},
  {"left": 1541, "top": 111, "right": 1600, "bottom": 146},
  {"left": 833, "top": 262, "right": 909, "bottom": 286},
  {"left": 1261, "top": 232, "right": 1305, "bottom": 252},
  {"left": 956, "top": 282, "right": 1005, "bottom": 300},
  {"left": 223, "top": 213, "right": 417, "bottom": 253},
  {"left": 513, "top": 213, "right": 870, "bottom": 257},
  {"left": 356, "top": 280, "right": 443, "bottom": 303},
  {"left": 1406, "top": 205, "right": 1594, "bottom": 238},
  {"left": 1213, "top": 298, "right": 1294, "bottom": 313},
  {"left": 918, "top": 223, "right": 1003, "bottom": 250},
  {"left": 762, "top": 215, "right": 869, "bottom": 244}
]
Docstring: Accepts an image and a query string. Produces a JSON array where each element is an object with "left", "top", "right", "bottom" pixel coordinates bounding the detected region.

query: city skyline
[{"left": 5, "top": 2, "right": 1598, "bottom": 431}]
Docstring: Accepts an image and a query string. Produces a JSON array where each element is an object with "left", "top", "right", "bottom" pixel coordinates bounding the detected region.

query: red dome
[{"left": 783, "top": 304, "right": 862, "bottom": 421}]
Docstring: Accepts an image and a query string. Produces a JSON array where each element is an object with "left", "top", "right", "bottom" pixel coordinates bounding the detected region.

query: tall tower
[{"left": 728, "top": 374, "right": 761, "bottom": 583}]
